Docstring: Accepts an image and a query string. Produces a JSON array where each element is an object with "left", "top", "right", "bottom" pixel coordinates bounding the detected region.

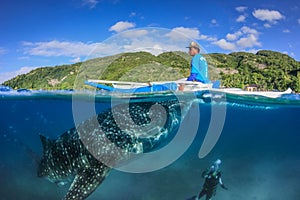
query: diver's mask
[{"left": 210, "top": 159, "right": 221, "bottom": 173}]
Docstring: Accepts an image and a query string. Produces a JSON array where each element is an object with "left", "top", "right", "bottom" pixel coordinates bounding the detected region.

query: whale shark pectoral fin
[
  {"left": 39, "top": 135, "right": 54, "bottom": 152},
  {"left": 64, "top": 165, "right": 110, "bottom": 200}
]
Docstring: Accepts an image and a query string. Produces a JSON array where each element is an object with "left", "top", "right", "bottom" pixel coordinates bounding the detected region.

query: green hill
[{"left": 3, "top": 50, "right": 300, "bottom": 92}]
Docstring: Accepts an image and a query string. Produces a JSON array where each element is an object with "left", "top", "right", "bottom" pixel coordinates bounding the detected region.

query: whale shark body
[{"left": 38, "top": 100, "right": 185, "bottom": 200}]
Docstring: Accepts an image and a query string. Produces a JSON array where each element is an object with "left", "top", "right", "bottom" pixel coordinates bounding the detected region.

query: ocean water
[{"left": 0, "top": 90, "right": 300, "bottom": 200}]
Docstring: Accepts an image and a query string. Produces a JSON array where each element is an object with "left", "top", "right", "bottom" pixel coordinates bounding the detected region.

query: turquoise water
[{"left": 0, "top": 90, "right": 300, "bottom": 200}]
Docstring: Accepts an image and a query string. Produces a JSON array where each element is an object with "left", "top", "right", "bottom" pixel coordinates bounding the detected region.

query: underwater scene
[{"left": 1, "top": 90, "right": 300, "bottom": 200}]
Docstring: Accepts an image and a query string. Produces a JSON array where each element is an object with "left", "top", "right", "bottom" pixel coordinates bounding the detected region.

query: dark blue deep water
[{"left": 0, "top": 91, "right": 300, "bottom": 200}]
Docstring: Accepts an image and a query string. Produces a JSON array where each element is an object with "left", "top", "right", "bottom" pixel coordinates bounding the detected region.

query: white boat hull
[{"left": 212, "top": 88, "right": 292, "bottom": 98}]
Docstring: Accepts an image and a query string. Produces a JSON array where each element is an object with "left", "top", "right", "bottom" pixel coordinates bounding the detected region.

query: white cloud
[
  {"left": 297, "top": 19, "right": 300, "bottom": 24},
  {"left": 70, "top": 57, "right": 81, "bottom": 63},
  {"left": 240, "top": 26, "right": 259, "bottom": 35},
  {"left": 236, "top": 6, "right": 248, "bottom": 12},
  {"left": 238, "top": 26, "right": 261, "bottom": 48},
  {"left": 199, "top": 35, "right": 217, "bottom": 42},
  {"left": 118, "top": 28, "right": 196, "bottom": 55},
  {"left": 122, "top": 40, "right": 179, "bottom": 56},
  {"left": 226, "top": 31, "right": 242, "bottom": 41},
  {"left": 109, "top": 21, "right": 136, "bottom": 32},
  {"left": 18, "top": 56, "right": 30, "bottom": 60},
  {"left": 82, "top": 0, "right": 99, "bottom": 9},
  {"left": 22, "top": 40, "right": 120, "bottom": 58},
  {"left": 283, "top": 29, "right": 290, "bottom": 33},
  {"left": 212, "top": 39, "right": 237, "bottom": 51},
  {"left": 0, "top": 47, "right": 7, "bottom": 55},
  {"left": 120, "top": 29, "right": 148, "bottom": 38},
  {"left": 236, "top": 15, "right": 246, "bottom": 22},
  {"left": 291, "top": 52, "right": 295, "bottom": 58},
  {"left": 23, "top": 40, "right": 97, "bottom": 57},
  {"left": 0, "top": 67, "right": 38, "bottom": 84},
  {"left": 129, "top": 12, "right": 136, "bottom": 17},
  {"left": 252, "top": 9, "right": 285, "bottom": 23},
  {"left": 247, "top": 49, "right": 261, "bottom": 54},
  {"left": 20, "top": 27, "right": 217, "bottom": 63},
  {"left": 22, "top": 28, "right": 201, "bottom": 59},
  {"left": 282, "top": 51, "right": 296, "bottom": 58},
  {"left": 213, "top": 26, "right": 261, "bottom": 51},
  {"left": 264, "top": 23, "right": 271, "bottom": 28},
  {"left": 237, "top": 34, "right": 261, "bottom": 48},
  {"left": 166, "top": 27, "right": 201, "bottom": 41},
  {"left": 166, "top": 27, "right": 216, "bottom": 42},
  {"left": 282, "top": 51, "right": 289, "bottom": 55},
  {"left": 211, "top": 19, "right": 217, "bottom": 25}
]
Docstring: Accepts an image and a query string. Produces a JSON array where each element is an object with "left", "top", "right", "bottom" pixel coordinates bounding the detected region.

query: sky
[{"left": 0, "top": 0, "right": 300, "bottom": 83}]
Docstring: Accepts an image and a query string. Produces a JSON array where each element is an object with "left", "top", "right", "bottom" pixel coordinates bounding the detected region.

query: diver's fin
[{"left": 64, "top": 164, "right": 110, "bottom": 200}]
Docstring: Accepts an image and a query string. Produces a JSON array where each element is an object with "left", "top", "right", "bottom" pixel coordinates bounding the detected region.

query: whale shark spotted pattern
[{"left": 38, "top": 100, "right": 184, "bottom": 200}]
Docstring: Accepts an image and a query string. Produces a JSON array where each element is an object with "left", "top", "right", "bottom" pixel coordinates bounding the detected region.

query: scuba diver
[{"left": 196, "top": 159, "right": 228, "bottom": 200}]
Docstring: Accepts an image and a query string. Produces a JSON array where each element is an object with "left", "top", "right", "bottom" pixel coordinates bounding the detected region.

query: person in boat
[
  {"left": 196, "top": 159, "right": 228, "bottom": 200},
  {"left": 186, "top": 41, "right": 210, "bottom": 83}
]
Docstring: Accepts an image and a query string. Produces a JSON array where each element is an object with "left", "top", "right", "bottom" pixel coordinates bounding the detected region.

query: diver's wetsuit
[{"left": 198, "top": 170, "right": 226, "bottom": 200}]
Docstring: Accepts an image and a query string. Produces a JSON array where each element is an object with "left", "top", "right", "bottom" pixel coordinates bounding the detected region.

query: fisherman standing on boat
[
  {"left": 186, "top": 42, "right": 210, "bottom": 83},
  {"left": 196, "top": 159, "right": 228, "bottom": 200}
]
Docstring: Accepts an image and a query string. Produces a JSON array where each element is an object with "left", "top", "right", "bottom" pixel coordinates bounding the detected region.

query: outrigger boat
[
  {"left": 84, "top": 79, "right": 219, "bottom": 92},
  {"left": 84, "top": 79, "right": 292, "bottom": 98}
]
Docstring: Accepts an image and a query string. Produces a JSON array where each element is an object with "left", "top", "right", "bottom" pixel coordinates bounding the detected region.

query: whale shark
[{"left": 38, "top": 99, "right": 185, "bottom": 200}]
